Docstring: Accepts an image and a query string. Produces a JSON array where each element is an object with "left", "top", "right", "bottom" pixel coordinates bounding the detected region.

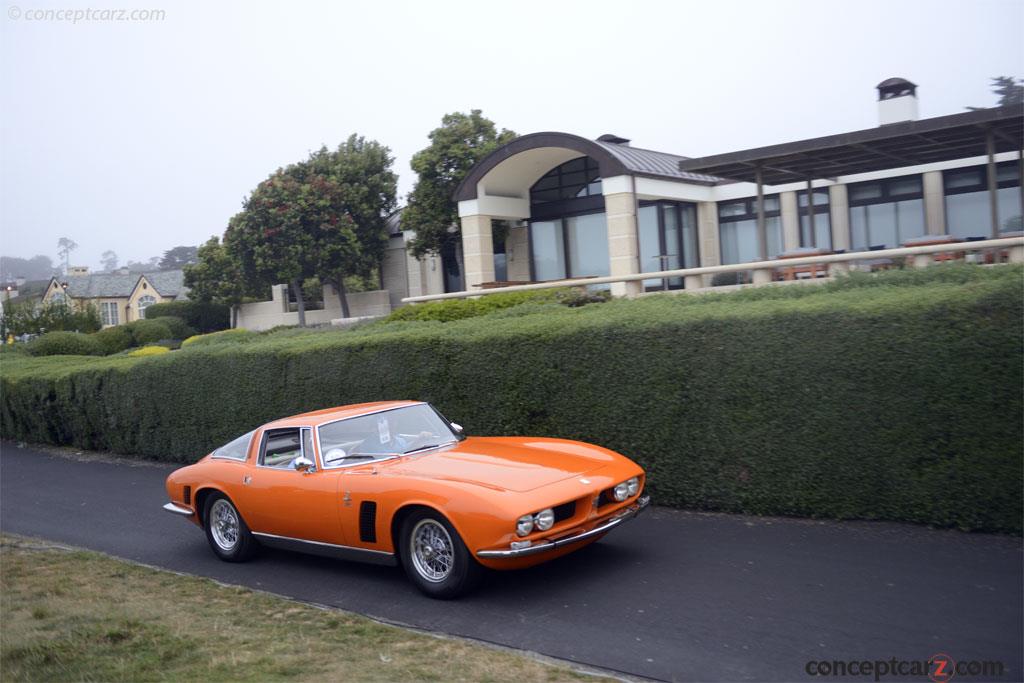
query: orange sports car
[{"left": 162, "top": 401, "right": 649, "bottom": 598}]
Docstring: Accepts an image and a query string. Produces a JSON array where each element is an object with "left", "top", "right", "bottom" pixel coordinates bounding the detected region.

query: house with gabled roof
[{"left": 40, "top": 267, "right": 188, "bottom": 327}]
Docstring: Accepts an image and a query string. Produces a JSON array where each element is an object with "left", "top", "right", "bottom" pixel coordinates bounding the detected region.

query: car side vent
[
  {"left": 183, "top": 486, "right": 191, "bottom": 505},
  {"left": 359, "top": 501, "right": 377, "bottom": 543}
]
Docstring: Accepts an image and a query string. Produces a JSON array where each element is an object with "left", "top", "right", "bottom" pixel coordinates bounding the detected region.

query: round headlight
[
  {"left": 627, "top": 477, "right": 639, "bottom": 496},
  {"left": 516, "top": 514, "right": 534, "bottom": 537},
  {"left": 613, "top": 482, "right": 629, "bottom": 502},
  {"left": 534, "top": 508, "right": 555, "bottom": 531}
]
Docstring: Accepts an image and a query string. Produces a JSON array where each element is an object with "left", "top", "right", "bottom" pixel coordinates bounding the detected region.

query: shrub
[
  {"left": 181, "top": 328, "right": 254, "bottom": 348},
  {"left": 128, "top": 345, "right": 171, "bottom": 358},
  {"left": 24, "top": 331, "right": 102, "bottom": 357},
  {"left": 144, "top": 301, "right": 230, "bottom": 333},
  {"left": 125, "top": 319, "right": 175, "bottom": 346},
  {"left": 151, "top": 316, "right": 195, "bottom": 340},
  {"left": 93, "top": 325, "right": 134, "bottom": 355},
  {"left": 2, "top": 265, "right": 1021, "bottom": 533},
  {"left": 385, "top": 289, "right": 563, "bottom": 323}
]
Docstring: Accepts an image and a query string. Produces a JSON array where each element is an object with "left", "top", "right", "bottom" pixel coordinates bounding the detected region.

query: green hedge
[
  {"left": 2, "top": 265, "right": 1021, "bottom": 532},
  {"left": 24, "top": 331, "right": 103, "bottom": 357},
  {"left": 144, "top": 301, "right": 230, "bottom": 333}
]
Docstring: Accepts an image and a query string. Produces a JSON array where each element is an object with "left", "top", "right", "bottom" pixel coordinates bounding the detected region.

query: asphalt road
[{"left": 2, "top": 443, "right": 1021, "bottom": 682}]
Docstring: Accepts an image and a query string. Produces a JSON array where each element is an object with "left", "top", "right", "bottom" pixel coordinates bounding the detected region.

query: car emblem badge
[
  {"left": 243, "top": 475, "right": 252, "bottom": 485},
  {"left": 579, "top": 478, "right": 591, "bottom": 485},
  {"left": 343, "top": 491, "right": 352, "bottom": 507}
]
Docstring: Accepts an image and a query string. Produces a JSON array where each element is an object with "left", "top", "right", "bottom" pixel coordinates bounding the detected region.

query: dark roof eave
[{"left": 677, "top": 105, "right": 1023, "bottom": 184}]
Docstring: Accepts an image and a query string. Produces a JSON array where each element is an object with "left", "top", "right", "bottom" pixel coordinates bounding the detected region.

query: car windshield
[{"left": 317, "top": 404, "right": 458, "bottom": 468}]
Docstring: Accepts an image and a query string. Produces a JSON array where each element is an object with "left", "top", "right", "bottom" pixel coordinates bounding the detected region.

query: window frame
[
  {"left": 137, "top": 295, "right": 156, "bottom": 318},
  {"left": 847, "top": 174, "right": 925, "bottom": 249},
  {"left": 257, "top": 426, "right": 315, "bottom": 471},
  {"left": 638, "top": 199, "right": 700, "bottom": 291},
  {"left": 717, "top": 195, "right": 783, "bottom": 264},
  {"left": 527, "top": 207, "right": 608, "bottom": 282},
  {"left": 100, "top": 301, "right": 119, "bottom": 326},
  {"left": 796, "top": 189, "right": 832, "bottom": 249}
]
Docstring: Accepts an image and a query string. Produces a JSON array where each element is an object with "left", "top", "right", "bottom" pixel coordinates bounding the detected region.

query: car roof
[{"left": 262, "top": 400, "right": 424, "bottom": 429}]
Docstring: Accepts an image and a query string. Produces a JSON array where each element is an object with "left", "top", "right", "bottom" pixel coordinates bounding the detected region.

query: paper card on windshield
[{"left": 378, "top": 417, "right": 391, "bottom": 444}]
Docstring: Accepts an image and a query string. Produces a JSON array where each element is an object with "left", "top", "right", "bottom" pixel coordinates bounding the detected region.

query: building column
[
  {"left": 460, "top": 214, "right": 495, "bottom": 290},
  {"left": 922, "top": 171, "right": 947, "bottom": 236},
  {"left": 604, "top": 191, "right": 642, "bottom": 297},
  {"left": 828, "top": 185, "right": 851, "bottom": 251},
  {"left": 780, "top": 191, "right": 800, "bottom": 251},
  {"left": 697, "top": 201, "right": 720, "bottom": 287},
  {"left": 506, "top": 223, "right": 531, "bottom": 281}
]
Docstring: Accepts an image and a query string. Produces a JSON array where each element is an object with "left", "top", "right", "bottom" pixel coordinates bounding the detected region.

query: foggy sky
[{"left": 1, "top": 0, "right": 1021, "bottom": 271}]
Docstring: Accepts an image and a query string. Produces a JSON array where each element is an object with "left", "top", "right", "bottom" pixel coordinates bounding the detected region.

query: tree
[
  {"left": 404, "top": 110, "right": 517, "bottom": 258},
  {"left": 100, "top": 250, "right": 118, "bottom": 272},
  {"left": 0, "top": 255, "right": 59, "bottom": 281},
  {"left": 306, "top": 135, "right": 397, "bottom": 316},
  {"left": 992, "top": 76, "right": 1024, "bottom": 107},
  {"left": 159, "top": 245, "right": 199, "bottom": 270},
  {"left": 184, "top": 237, "right": 247, "bottom": 327},
  {"left": 124, "top": 256, "right": 161, "bottom": 271},
  {"left": 225, "top": 136, "right": 397, "bottom": 324},
  {"left": 57, "top": 237, "right": 78, "bottom": 275}
]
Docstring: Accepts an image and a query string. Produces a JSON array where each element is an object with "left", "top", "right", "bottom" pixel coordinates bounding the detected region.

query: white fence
[{"left": 402, "top": 236, "right": 1024, "bottom": 304}]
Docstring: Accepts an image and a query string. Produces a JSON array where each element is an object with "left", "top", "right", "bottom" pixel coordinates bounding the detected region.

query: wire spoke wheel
[
  {"left": 410, "top": 518, "right": 455, "bottom": 583},
  {"left": 209, "top": 499, "right": 240, "bottom": 551}
]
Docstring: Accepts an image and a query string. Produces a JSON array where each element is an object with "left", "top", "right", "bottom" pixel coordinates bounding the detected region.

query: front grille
[{"left": 552, "top": 500, "right": 576, "bottom": 523}]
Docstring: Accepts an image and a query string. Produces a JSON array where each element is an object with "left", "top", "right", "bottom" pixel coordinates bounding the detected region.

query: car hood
[{"left": 387, "top": 436, "right": 617, "bottom": 492}]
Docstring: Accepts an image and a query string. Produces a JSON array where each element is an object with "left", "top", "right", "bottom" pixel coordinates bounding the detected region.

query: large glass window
[
  {"left": 530, "top": 157, "right": 602, "bottom": 205},
  {"left": 530, "top": 220, "right": 567, "bottom": 280},
  {"left": 718, "top": 196, "right": 783, "bottom": 265},
  {"left": 848, "top": 175, "right": 925, "bottom": 250},
  {"left": 137, "top": 295, "right": 156, "bottom": 318},
  {"left": 529, "top": 213, "right": 608, "bottom": 281},
  {"left": 797, "top": 189, "right": 831, "bottom": 249},
  {"left": 638, "top": 201, "right": 699, "bottom": 290},
  {"left": 565, "top": 213, "right": 610, "bottom": 278},
  {"left": 943, "top": 162, "right": 1023, "bottom": 239},
  {"left": 100, "top": 301, "right": 119, "bottom": 326}
]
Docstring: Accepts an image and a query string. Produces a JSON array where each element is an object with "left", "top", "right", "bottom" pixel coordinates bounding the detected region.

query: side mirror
[
  {"left": 450, "top": 422, "right": 464, "bottom": 434},
  {"left": 294, "top": 456, "right": 315, "bottom": 473},
  {"left": 323, "top": 448, "right": 347, "bottom": 466}
]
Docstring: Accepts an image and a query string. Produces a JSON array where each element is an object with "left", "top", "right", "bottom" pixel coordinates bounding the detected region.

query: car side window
[
  {"left": 301, "top": 428, "right": 314, "bottom": 466},
  {"left": 212, "top": 430, "right": 255, "bottom": 461},
  {"left": 260, "top": 428, "right": 304, "bottom": 469}
]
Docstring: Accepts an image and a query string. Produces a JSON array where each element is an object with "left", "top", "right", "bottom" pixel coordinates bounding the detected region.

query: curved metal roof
[{"left": 454, "top": 132, "right": 719, "bottom": 201}]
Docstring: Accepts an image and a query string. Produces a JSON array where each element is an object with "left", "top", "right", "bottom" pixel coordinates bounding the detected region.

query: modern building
[
  {"left": 39, "top": 268, "right": 188, "bottom": 327},
  {"left": 451, "top": 79, "right": 1023, "bottom": 296}
]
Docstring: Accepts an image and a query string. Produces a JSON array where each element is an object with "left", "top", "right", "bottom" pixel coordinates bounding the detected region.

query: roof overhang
[
  {"left": 454, "top": 132, "right": 632, "bottom": 202},
  {"left": 676, "top": 105, "right": 1023, "bottom": 185}
]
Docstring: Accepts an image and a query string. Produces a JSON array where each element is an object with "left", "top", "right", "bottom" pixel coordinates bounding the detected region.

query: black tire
[
  {"left": 399, "top": 510, "right": 483, "bottom": 599},
  {"left": 203, "top": 492, "right": 257, "bottom": 562}
]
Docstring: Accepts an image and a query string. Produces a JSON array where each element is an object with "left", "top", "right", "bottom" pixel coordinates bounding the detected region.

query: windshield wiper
[{"left": 403, "top": 441, "right": 457, "bottom": 455}]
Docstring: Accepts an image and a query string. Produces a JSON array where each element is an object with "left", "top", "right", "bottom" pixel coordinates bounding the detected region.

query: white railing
[{"left": 401, "top": 236, "right": 1024, "bottom": 303}]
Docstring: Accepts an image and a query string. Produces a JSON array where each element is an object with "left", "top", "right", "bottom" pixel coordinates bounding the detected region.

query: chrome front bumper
[
  {"left": 163, "top": 502, "right": 195, "bottom": 517},
  {"left": 477, "top": 494, "right": 650, "bottom": 559}
]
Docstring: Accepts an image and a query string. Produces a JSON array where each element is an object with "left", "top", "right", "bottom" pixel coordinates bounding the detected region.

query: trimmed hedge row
[
  {"left": 2, "top": 266, "right": 1021, "bottom": 532},
  {"left": 145, "top": 300, "right": 230, "bottom": 333}
]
